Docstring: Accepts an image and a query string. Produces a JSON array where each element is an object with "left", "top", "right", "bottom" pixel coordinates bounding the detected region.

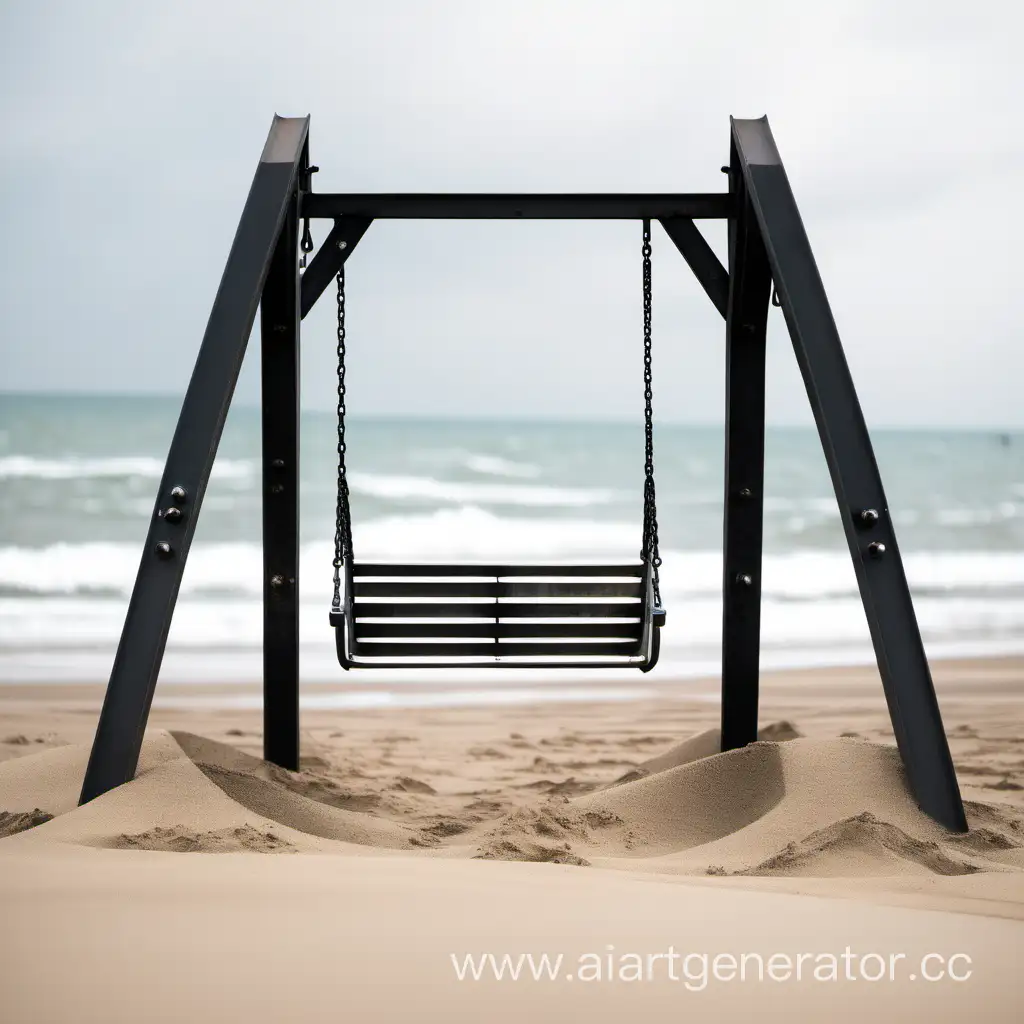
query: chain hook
[
  {"left": 771, "top": 282, "right": 781, "bottom": 307},
  {"left": 298, "top": 164, "right": 318, "bottom": 271},
  {"left": 299, "top": 218, "right": 314, "bottom": 270}
]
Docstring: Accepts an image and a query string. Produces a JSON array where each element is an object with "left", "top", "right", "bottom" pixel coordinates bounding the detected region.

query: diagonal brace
[
  {"left": 299, "top": 216, "right": 372, "bottom": 319},
  {"left": 660, "top": 217, "right": 730, "bottom": 318}
]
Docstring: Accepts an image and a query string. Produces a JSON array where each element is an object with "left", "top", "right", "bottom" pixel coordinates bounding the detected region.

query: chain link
[
  {"left": 641, "top": 219, "right": 662, "bottom": 606},
  {"left": 332, "top": 264, "right": 353, "bottom": 610}
]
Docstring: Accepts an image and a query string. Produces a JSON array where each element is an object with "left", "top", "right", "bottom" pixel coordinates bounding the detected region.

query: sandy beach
[{"left": 1, "top": 656, "right": 1022, "bottom": 1021}]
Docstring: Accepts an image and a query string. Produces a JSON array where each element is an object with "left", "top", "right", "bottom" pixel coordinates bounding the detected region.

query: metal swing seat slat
[
  {"left": 331, "top": 560, "right": 664, "bottom": 669},
  {"left": 328, "top": 220, "right": 665, "bottom": 672}
]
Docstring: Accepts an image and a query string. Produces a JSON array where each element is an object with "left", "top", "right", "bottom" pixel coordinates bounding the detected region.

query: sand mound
[
  {"left": 579, "top": 738, "right": 915, "bottom": 864},
  {"left": 740, "top": 812, "right": 982, "bottom": 878},
  {"left": 0, "top": 809, "right": 54, "bottom": 837},
  {"left": 583, "top": 741, "right": 788, "bottom": 856},
  {"left": 758, "top": 720, "right": 803, "bottom": 741},
  {"left": 172, "top": 731, "right": 425, "bottom": 817},
  {"left": 464, "top": 736, "right": 1024, "bottom": 877},
  {"left": 630, "top": 726, "right": 725, "bottom": 776},
  {"left": 5, "top": 726, "right": 1024, "bottom": 882},
  {"left": 114, "top": 824, "right": 297, "bottom": 854},
  {"left": 0, "top": 730, "right": 420, "bottom": 853},
  {"left": 573, "top": 738, "right": 1024, "bottom": 876},
  {"left": 169, "top": 732, "right": 419, "bottom": 846},
  {"left": 0, "top": 730, "right": 184, "bottom": 816},
  {"left": 471, "top": 743, "right": 786, "bottom": 864},
  {"left": 190, "top": 759, "right": 415, "bottom": 848},
  {"left": 612, "top": 721, "right": 803, "bottom": 785}
]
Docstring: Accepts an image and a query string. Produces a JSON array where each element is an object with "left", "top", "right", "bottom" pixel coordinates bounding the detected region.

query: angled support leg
[
  {"left": 262, "top": 184, "right": 301, "bottom": 770},
  {"left": 79, "top": 115, "right": 310, "bottom": 805},
  {"left": 720, "top": 151, "right": 772, "bottom": 752},
  {"left": 731, "top": 116, "right": 967, "bottom": 831},
  {"left": 660, "top": 216, "right": 730, "bottom": 319}
]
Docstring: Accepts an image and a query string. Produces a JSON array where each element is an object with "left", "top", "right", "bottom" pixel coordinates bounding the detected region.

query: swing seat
[{"left": 330, "top": 561, "right": 665, "bottom": 671}]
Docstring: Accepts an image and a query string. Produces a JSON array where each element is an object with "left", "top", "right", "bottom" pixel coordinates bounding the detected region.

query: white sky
[{"left": 1, "top": 0, "right": 1021, "bottom": 427}]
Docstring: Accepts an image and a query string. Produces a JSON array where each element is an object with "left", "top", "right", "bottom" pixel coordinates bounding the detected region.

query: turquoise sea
[{"left": 1, "top": 393, "right": 1023, "bottom": 694}]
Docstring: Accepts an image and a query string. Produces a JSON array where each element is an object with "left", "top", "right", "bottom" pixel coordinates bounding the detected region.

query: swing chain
[
  {"left": 332, "top": 266, "right": 353, "bottom": 610},
  {"left": 641, "top": 219, "right": 662, "bottom": 605}
]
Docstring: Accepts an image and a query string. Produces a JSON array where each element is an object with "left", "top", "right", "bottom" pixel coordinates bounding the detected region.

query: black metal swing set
[{"left": 78, "top": 115, "right": 968, "bottom": 836}]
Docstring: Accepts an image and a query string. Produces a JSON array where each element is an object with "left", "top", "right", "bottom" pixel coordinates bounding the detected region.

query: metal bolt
[
  {"left": 273, "top": 324, "right": 287, "bottom": 333},
  {"left": 736, "top": 573, "right": 753, "bottom": 587},
  {"left": 858, "top": 508, "right": 879, "bottom": 527},
  {"left": 155, "top": 542, "right": 173, "bottom": 560},
  {"left": 738, "top": 487, "right": 753, "bottom": 500},
  {"left": 270, "top": 574, "right": 285, "bottom": 588},
  {"left": 867, "top": 542, "right": 886, "bottom": 559},
  {"left": 170, "top": 486, "right": 187, "bottom": 503},
  {"left": 162, "top": 506, "right": 183, "bottom": 523},
  {"left": 270, "top": 483, "right": 284, "bottom": 495},
  {"left": 337, "top": 240, "right": 348, "bottom": 250},
  {"left": 720, "top": 166, "right": 731, "bottom": 174},
  {"left": 271, "top": 458, "right": 285, "bottom": 470}
]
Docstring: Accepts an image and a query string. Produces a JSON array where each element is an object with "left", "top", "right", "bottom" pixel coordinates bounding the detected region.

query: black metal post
[
  {"left": 261, "top": 186, "right": 301, "bottom": 770},
  {"left": 79, "top": 115, "right": 309, "bottom": 804},
  {"left": 720, "top": 146, "right": 772, "bottom": 751},
  {"left": 731, "top": 116, "right": 967, "bottom": 832}
]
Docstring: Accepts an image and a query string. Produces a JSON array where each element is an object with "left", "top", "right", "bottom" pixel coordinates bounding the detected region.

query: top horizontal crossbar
[{"left": 301, "top": 193, "right": 733, "bottom": 220}]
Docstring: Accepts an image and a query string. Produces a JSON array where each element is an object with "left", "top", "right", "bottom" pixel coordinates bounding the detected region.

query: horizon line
[{"left": 1, "top": 389, "right": 1021, "bottom": 434}]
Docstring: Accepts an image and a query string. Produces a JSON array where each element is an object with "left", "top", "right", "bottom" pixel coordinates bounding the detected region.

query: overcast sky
[{"left": 1, "top": 1, "right": 1020, "bottom": 427}]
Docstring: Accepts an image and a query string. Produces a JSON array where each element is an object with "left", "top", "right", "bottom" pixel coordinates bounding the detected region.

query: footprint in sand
[
  {"left": 114, "top": 824, "right": 297, "bottom": 854},
  {"left": 390, "top": 776, "right": 436, "bottom": 795},
  {"left": 468, "top": 747, "right": 510, "bottom": 760}
]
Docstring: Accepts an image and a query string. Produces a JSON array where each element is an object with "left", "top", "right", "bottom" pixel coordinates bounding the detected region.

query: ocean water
[{"left": 1, "top": 393, "right": 1023, "bottom": 692}]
